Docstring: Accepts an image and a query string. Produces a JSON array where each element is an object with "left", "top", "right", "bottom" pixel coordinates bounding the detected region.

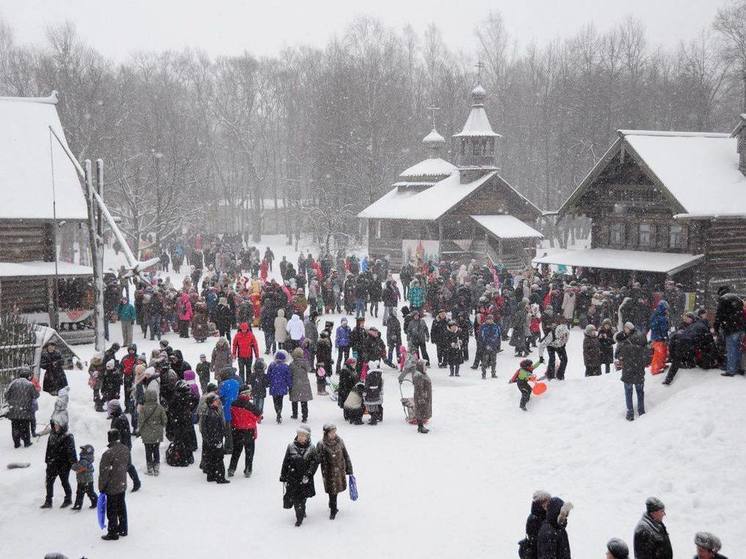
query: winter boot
[
  {"left": 244, "top": 469, "right": 252, "bottom": 478},
  {"left": 40, "top": 499, "right": 52, "bottom": 509},
  {"left": 276, "top": 414, "right": 282, "bottom": 424},
  {"left": 638, "top": 408, "right": 646, "bottom": 417},
  {"left": 519, "top": 404, "right": 527, "bottom": 411},
  {"left": 227, "top": 469, "right": 235, "bottom": 478},
  {"left": 154, "top": 463, "right": 160, "bottom": 476},
  {"left": 89, "top": 498, "right": 98, "bottom": 509},
  {"left": 101, "top": 533, "right": 119, "bottom": 541},
  {"left": 146, "top": 464, "right": 154, "bottom": 476},
  {"left": 417, "top": 424, "right": 429, "bottom": 434},
  {"left": 60, "top": 496, "right": 72, "bottom": 508},
  {"left": 330, "top": 508, "right": 338, "bottom": 520},
  {"left": 71, "top": 503, "right": 82, "bottom": 511},
  {"left": 625, "top": 410, "right": 635, "bottom": 421}
]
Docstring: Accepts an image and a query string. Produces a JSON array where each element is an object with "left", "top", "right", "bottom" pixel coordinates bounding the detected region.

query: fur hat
[
  {"left": 694, "top": 531, "right": 721, "bottom": 552},
  {"left": 532, "top": 490, "right": 551, "bottom": 503},
  {"left": 606, "top": 538, "right": 629, "bottom": 559},
  {"left": 584, "top": 324, "right": 597, "bottom": 335},
  {"left": 296, "top": 424, "right": 311, "bottom": 436},
  {"left": 322, "top": 423, "right": 337, "bottom": 433},
  {"left": 106, "top": 400, "right": 122, "bottom": 416},
  {"left": 624, "top": 321, "right": 635, "bottom": 331},
  {"left": 645, "top": 496, "right": 665, "bottom": 513}
]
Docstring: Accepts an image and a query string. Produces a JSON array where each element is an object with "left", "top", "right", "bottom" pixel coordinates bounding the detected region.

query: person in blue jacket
[
  {"left": 218, "top": 368, "right": 240, "bottom": 454},
  {"left": 335, "top": 318, "right": 352, "bottom": 373},
  {"left": 116, "top": 298, "right": 136, "bottom": 347},
  {"left": 267, "top": 351, "right": 293, "bottom": 424},
  {"left": 648, "top": 300, "right": 670, "bottom": 375}
]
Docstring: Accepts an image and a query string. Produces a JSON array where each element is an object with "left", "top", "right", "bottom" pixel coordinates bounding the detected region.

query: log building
[
  {"left": 537, "top": 126, "right": 746, "bottom": 307},
  {"left": 358, "top": 84, "right": 543, "bottom": 270}
]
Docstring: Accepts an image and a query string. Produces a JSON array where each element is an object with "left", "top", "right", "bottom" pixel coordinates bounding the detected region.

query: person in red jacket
[
  {"left": 120, "top": 345, "right": 137, "bottom": 414},
  {"left": 233, "top": 322, "right": 259, "bottom": 386},
  {"left": 228, "top": 388, "right": 262, "bottom": 477}
]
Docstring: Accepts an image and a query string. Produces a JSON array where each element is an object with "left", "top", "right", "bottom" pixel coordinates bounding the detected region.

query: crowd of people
[
  {"left": 519, "top": 492, "right": 728, "bottom": 559},
  {"left": 3, "top": 233, "right": 744, "bottom": 552}
]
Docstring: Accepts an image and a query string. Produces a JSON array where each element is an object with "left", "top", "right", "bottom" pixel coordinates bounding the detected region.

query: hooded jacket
[
  {"left": 537, "top": 497, "right": 572, "bottom": 559},
  {"left": 286, "top": 314, "right": 305, "bottom": 341},
  {"left": 649, "top": 301, "right": 669, "bottom": 342},
  {"left": 138, "top": 389, "right": 167, "bottom": 444},
  {"left": 232, "top": 323, "right": 259, "bottom": 359},
  {"left": 274, "top": 309, "right": 289, "bottom": 343}
]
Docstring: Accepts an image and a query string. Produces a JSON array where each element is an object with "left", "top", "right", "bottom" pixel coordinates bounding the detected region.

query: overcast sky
[{"left": 0, "top": 0, "right": 728, "bottom": 59}]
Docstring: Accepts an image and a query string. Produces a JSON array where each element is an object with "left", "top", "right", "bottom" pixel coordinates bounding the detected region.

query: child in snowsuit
[
  {"left": 71, "top": 444, "right": 98, "bottom": 510},
  {"left": 511, "top": 358, "right": 542, "bottom": 411}
]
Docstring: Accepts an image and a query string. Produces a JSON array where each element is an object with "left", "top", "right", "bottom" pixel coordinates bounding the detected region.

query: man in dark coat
[
  {"left": 405, "top": 310, "right": 430, "bottom": 366},
  {"left": 713, "top": 286, "right": 745, "bottom": 377},
  {"left": 633, "top": 497, "right": 673, "bottom": 559},
  {"left": 40, "top": 419, "right": 77, "bottom": 508},
  {"left": 385, "top": 308, "right": 402, "bottom": 368},
  {"left": 522, "top": 490, "right": 550, "bottom": 559},
  {"left": 280, "top": 425, "right": 318, "bottom": 526},
  {"left": 40, "top": 342, "right": 67, "bottom": 395},
  {"left": 108, "top": 400, "right": 141, "bottom": 491},
  {"left": 4, "top": 368, "right": 38, "bottom": 448},
  {"left": 99, "top": 429, "right": 130, "bottom": 540},
  {"left": 615, "top": 323, "right": 651, "bottom": 421},
  {"left": 430, "top": 310, "right": 449, "bottom": 368},
  {"left": 200, "top": 394, "right": 229, "bottom": 483},
  {"left": 537, "top": 496, "right": 572, "bottom": 559}
]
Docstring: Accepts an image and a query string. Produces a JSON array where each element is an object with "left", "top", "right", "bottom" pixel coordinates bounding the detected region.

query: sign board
[{"left": 402, "top": 240, "right": 439, "bottom": 264}]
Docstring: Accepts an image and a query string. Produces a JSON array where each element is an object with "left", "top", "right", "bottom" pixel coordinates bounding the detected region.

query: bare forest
[{"left": 2, "top": 7, "right": 746, "bottom": 252}]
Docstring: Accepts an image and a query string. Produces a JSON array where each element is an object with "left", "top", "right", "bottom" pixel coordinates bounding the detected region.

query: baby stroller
[{"left": 399, "top": 377, "right": 417, "bottom": 424}]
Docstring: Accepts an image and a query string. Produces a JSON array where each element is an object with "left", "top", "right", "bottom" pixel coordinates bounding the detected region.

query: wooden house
[
  {"left": 358, "top": 84, "right": 543, "bottom": 269},
  {"left": 537, "top": 127, "right": 746, "bottom": 306},
  {"left": 0, "top": 93, "right": 94, "bottom": 343}
]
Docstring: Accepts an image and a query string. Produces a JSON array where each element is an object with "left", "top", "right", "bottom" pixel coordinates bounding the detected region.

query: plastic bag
[
  {"left": 348, "top": 474, "right": 358, "bottom": 501},
  {"left": 97, "top": 493, "right": 107, "bottom": 529}
]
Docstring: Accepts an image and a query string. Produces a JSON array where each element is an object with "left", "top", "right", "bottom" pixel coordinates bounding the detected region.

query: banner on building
[{"left": 402, "top": 240, "right": 440, "bottom": 264}]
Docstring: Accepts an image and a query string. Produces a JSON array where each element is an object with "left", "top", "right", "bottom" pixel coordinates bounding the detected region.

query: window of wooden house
[
  {"left": 610, "top": 223, "right": 625, "bottom": 246},
  {"left": 638, "top": 223, "right": 652, "bottom": 247},
  {"left": 669, "top": 224, "right": 684, "bottom": 249}
]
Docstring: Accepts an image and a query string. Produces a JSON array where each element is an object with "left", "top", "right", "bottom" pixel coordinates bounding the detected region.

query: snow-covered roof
[
  {"left": 533, "top": 248, "right": 704, "bottom": 275},
  {"left": 470, "top": 215, "right": 543, "bottom": 239},
  {"left": 0, "top": 93, "right": 88, "bottom": 221},
  {"left": 0, "top": 261, "right": 94, "bottom": 279},
  {"left": 358, "top": 171, "right": 497, "bottom": 221},
  {"left": 453, "top": 105, "right": 501, "bottom": 138},
  {"left": 621, "top": 131, "right": 746, "bottom": 216},
  {"left": 422, "top": 128, "right": 445, "bottom": 146},
  {"left": 399, "top": 158, "right": 457, "bottom": 179},
  {"left": 560, "top": 130, "right": 746, "bottom": 218}
]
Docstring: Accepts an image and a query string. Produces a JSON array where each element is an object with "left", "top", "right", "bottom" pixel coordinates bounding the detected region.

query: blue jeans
[
  {"left": 355, "top": 299, "right": 366, "bottom": 318},
  {"left": 624, "top": 382, "right": 645, "bottom": 413},
  {"left": 725, "top": 332, "right": 744, "bottom": 375},
  {"left": 253, "top": 395, "right": 265, "bottom": 414},
  {"left": 150, "top": 313, "right": 162, "bottom": 340}
]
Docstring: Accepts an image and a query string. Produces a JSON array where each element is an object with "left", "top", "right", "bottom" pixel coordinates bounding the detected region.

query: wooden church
[{"left": 358, "top": 84, "right": 543, "bottom": 269}]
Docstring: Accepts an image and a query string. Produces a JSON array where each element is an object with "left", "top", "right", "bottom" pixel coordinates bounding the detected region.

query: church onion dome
[
  {"left": 422, "top": 128, "right": 446, "bottom": 148},
  {"left": 471, "top": 83, "right": 487, "bottom": 104}
]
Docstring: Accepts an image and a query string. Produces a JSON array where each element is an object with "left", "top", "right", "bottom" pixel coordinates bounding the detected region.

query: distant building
[
  {"left": 358, "top": 84, "right": 543, "bottom": 270},
  {"left": 0, "top": 93, "right": 94, "bottom": 343},
  {"left": 537, "top": 125, "right": 746, "bottom": 306}
]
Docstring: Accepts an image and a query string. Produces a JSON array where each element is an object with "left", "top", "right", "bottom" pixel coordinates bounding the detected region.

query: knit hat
[
  {"left": 645, "top": 496, "right": 665, "bottom": 513},
  {"left": 199, "top": 353, "right": 206, "bottom": 359},
  {"left": 297, "top": 424, "right": 311, "bottom": 436},
  {"left": 323, "top": 423, "right": 337, "bottom": 433},
  {"left": 107, "top": 399, "right": 122, "bottom": 416},
  {"left": 341, "top": 317, "right": 348, "bottom": 325},
  {"left": 694, "top": 532, "right": 721, "bottom": 552},
  {"left": 584, "top": 324, "right": 596, "bottom": 335},
  {"left": 275, "top": 350, "right": 287, "bottom": 361},
  {"left": 624, "top": 321, "right": 635, "bottom": 331},
  {"left": 606, "top": 538, "right": 629, "bottom": 559}
]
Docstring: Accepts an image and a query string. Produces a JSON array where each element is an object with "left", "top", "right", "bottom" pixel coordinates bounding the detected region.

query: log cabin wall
[{"left": 0, "top": 221, "right": 54, "bottom": 262}]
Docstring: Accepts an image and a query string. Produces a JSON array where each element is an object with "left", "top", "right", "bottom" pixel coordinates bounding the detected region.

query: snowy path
[{"left": 1, "top": 236, "right": 744, "bottom": 558}]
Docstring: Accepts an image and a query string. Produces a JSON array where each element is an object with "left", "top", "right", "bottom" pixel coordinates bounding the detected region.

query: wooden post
[{"left": 85, "top": 160, "right": 105, "bottom": 351}]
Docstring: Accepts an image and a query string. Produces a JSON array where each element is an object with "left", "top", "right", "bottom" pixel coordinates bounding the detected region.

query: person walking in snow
[
  {"left": 648, "top": 300, "right": 670, "bottom": 375},
  {"left": 228, "top": 387, "right": 262, "bottom": 478},
  {"left": 583, "top": 324, "right": 602, "bottom": 376},
  {"left": 280, "top": 424, "right": 318, "bottom": 527},
  {"left": 99, "top": 429, "right": 130, "bottom": 540},
  {"left": 511, "top": 358, "right": 541, "bottom": 411},
  {"left": 116, "top": 297, "right": 136, "bottom": 347},
  {"left": 40, "top": 419, "right": 77, "bottom": 509},
  {"left": 267, "top": 350, "right": 292, "bottom": 423},
  {"left": 286, "top": 313, "right": 305, "bottom": 352},
  {"left": 335, "top": 317, "right": 352, "bottom": 372},
  {"left": 539, "top": 319, "right": 569, "bottom": 381},
  {"left": 633, "top": 497, "right": 672, "bottom": 559},
  {"left": 480, "top": 314, "right": 501, "bottom": 379},
  {"left": 615, "top": 322, "right": 651, "bottom": 421},
  {"left": 289, "top": 347, "right": 313, "bottom": 422},
  {"left": 138, "top": 390, "right": 167, "bottom": 476},
  {"left": 520, "top": 490, "right": 551, "bottom": 559},
  {"left": 71, "top": 444, "right": 98, "bottom": 510},
  {"left": 3, "top": 368, "right": 38, "bottom": 448},
  {"left": 537, "top": 497, "right": 573, "bottom": 559},
  {"left": 598, "top": 318, "right": 616, "bottom": 374},
  {"left": 412, "top": 360, "right": 431, "bottom": 434},
  {"left": 232, "top": 322, "right": 260, "bottom": 386},
  {"left": 108, "top": 400, "right": 142, "bottom": 491},
  {"left": 201, "top": 394, "right": 229, "bottom": 484},
  {"left": 445, "top": 320, "right": 463, "bottom": 377},
  {"left": 316, "top": 424, "right": 353, "bottom": 520}
]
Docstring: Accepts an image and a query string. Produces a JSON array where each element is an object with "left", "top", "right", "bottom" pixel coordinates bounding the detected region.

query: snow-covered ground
[{"left": 1, "top": 235, "right": 744, "bottom": 558}]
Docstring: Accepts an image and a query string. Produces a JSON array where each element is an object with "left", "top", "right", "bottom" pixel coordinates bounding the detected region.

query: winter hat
[
  {"left": 645, "top": 496, "right": 665, "bottom": 513},
  {"left": 106, "top": 359, "right": 116, "bottom": 370},
  {"left": 694, "top": 531, "right": 721, "bottom": 552},
  {"left": 107, "top": 399, "right": 122, "bottom": 416},
  {"left": 520, "top": 359, "right": 533, "bottom": 369},
  {"left": 322, "top": 423, "right": 337, "bottom": 433},
  {"left": 199, "top": 353, "right": 207, "bottom": 359},
  {"left": 341, "top": 317, "right": 348, "bottom": 325},
  {"left": 275, "top": 350, "right": 287, "bottom": 361},
  {"left": 206, "top": 382, "right": 218, "bottom": 393},
  {"left": 297, "top": 424, "right": 311, "bottom": 436},
  {"left": 601, "top": 318, "right": 612, "bottom": 326},
  {"left": 532, "top": 490, "right": 551, "bottom": 503},
  {"left": 107, "top": 429, "right": 121, "bottom": 443},
  {"left": 606, "top": 538, "right": 629, "bottom": 559},
  {"left": 584, "top": 324, "right": 597, "bottom": 335},
  {"left": 345, "top": 358, "right": 357, "bottom": 366},
  {"left": 624, "top": 321, "right": 635, "bottom": 332},
  {"left": 79, "top": 444, "right": 94, "bottom": 455}
]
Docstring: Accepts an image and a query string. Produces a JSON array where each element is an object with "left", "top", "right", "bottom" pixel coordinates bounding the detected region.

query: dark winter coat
[
  {"left": 615, "top": 331, "right": 651, "bottom": 384},
  {"left": 649, "top": 302, "right": 670, "bottom": 342},
  {"left": 582, "top": 334, "right": 601, "bottom": 370},
  {"left": 480, "top": 322, "right": 501, "bottom": 351},
  {"left": 316, "top": 435, "right": 353, "bottom": 495},
  {"left": 200, "top": 405, "right": 225, "bottom": 449},
  {"left": 360, "top": 333, "right": 385, "bottom": 364},
  {"left": 215, "top": 303, "right": 234, "bottom": 332},
  {"left": 537, "top": 497, "right": 572, "bottom": 559},
  {"left": 413, "top": 370, "right": 432, "bottom": 421},
  {"left": 98, "top": 441, "right": 130, "bottom": 495},
  {"left": 350, "top": 325, "right": 367, "bottom": 354},
  {"left": 280, "top": 439, "right": 319, "bottom": 500},
  {"left": 363, "top": 369, "right": 383, "bottom": 405},
  {"left": 445, "top": 330, "right": 462, "bottom": 365},
  {"left": 406, "top": 318, "right": 429, "bottom": 345},
  {"left": 524, "top": 500, "right": 547, "bottom": 559},
  {"left": 386, "top": 315, "right": 402, "bottom": 347},
  {"left": 45, "top": 425, "right": 77, "bottom": 469},
  {"left": 248, "top": 361, "right": 269, "bottom": 397},
  {"left": 713, "top": 292, "right": 745, "bottom": 335},
  {"left": 110, "top": 412, "right": 133, "bottom": 449},
  {"left": 633, "top": 513, "right": 673, "bottom": 559},
  {"left": 316, "top": 337, "right": 333, "bottom": 369},
  {"left": 337, "top": 365, "right": 358, "bottom": 410},
  {"left": 40, "top": 349, "right": 67, "bottom": 394},
  {"left": 168, "top": 382, "right": 199, "bottom": 451},
  {"left": 430, "top": 317, "right": 449, "bottom": 346},
  {"left": 598, "top": 326, "right": 616, "bottom": 364},
  {"left": 3, "top": 377, "right": 38, "bottom": 420},
  {"left": 100, "top": 367, "right": 123, "bottom": 401},
  {"left": 138, "top": 390, "right": 167, "bottom": 444}
]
